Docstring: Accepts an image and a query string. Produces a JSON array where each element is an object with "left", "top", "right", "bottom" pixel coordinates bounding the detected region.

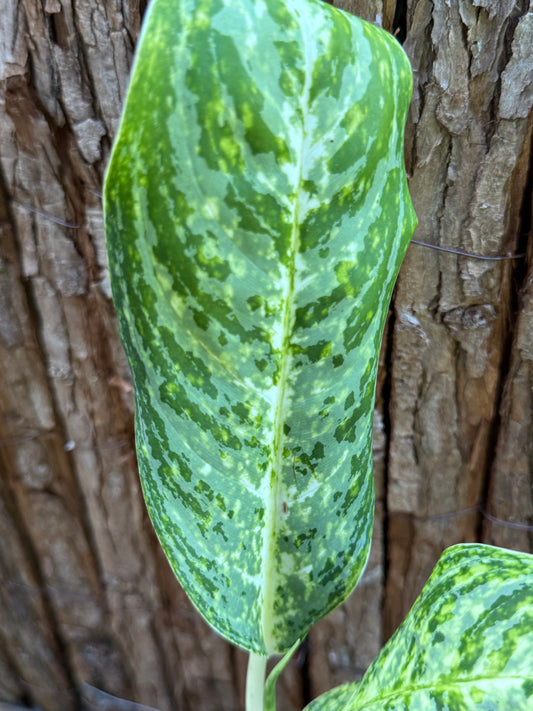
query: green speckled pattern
[
  {"left": 104, "top": 0, "right": 415, "bottom": 654},
  {"left": 306, "top": 544, "right": 533, "bottom": 710}
]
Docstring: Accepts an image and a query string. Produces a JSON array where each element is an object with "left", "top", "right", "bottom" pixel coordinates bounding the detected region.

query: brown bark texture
[{"left": 0, "top": 0, "right": 532, "bottom": 709}]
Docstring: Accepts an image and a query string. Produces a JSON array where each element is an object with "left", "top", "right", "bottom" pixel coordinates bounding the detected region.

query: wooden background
[{"left": 0, "top": 0, "right": 532, "bottom": 709}]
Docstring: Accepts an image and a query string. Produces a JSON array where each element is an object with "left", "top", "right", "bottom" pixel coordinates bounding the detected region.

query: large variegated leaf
[
  {"left": 306, "top": 544, "right": 533, "bottom": 710},
  {"left": 104, "top": 0, "right": 415, "bottom": 654}
]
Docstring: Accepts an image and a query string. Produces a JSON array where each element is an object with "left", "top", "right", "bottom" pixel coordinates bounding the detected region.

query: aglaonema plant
[{"left": 103, "top": 0, "right": 533, "bottom": 708}]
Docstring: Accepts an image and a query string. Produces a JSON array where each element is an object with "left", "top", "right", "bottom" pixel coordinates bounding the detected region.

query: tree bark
[
  {"left": 384, "top": 0, "right": 533, "bottom": 637},
  {"left": 0, "top": 1, "right": 531, "bottom": 710}
]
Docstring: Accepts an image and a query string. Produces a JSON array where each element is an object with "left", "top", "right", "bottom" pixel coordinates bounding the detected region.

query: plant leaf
[
  {"left": 305, "top": 683, "right": 357, "bottom": 710},
  {"left": 305, "top": 544, "right": 533, "bottom": 710},
  {"left": 104, "top": 0, "right": 415, "bottom": 654}
]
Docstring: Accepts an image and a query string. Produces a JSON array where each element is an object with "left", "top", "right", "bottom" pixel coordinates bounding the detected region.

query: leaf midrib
[
  {"left": 260, "top": 10, "right": 314, "bottom": 655},
  {"left": 348, "top": 673, "right": 533, "bottom": 709}
]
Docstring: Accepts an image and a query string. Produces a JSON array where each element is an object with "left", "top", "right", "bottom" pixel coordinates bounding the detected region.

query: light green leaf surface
[
  {"left": 306, "top": 544, "right": 533, "bottom": 710},
  {"left": 104, "top": 0, "right": 415, "bottom": 654}
]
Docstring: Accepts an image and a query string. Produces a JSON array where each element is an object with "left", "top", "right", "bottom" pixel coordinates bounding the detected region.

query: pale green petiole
[
  {"left": 246, "top": 652, "right": 267, "bottom": 711},
  {"left": 246, "top": 639, "right": 300, "bottom": 711},
  {"left": 246, "top": 639, "right": 301, "bottom": 711}
]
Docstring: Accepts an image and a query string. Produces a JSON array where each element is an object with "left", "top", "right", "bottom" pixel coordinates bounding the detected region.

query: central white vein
[{"left": 260, "top": 11, "right": 316, "bottom": 654}]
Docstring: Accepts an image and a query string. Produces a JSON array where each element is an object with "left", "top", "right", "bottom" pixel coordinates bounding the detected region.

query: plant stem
[{"left": 246, "top": 652, "right": 267, "bottom": 711}]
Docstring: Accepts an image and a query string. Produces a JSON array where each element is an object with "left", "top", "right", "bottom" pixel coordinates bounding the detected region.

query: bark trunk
[{"left": 0, "top": 1, "right": 531, "bottom": 710}]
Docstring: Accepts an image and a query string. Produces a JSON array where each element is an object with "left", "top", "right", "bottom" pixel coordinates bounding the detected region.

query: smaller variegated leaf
[{"left": 305, "top": 544, "right": 533, "bottom": 710}]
